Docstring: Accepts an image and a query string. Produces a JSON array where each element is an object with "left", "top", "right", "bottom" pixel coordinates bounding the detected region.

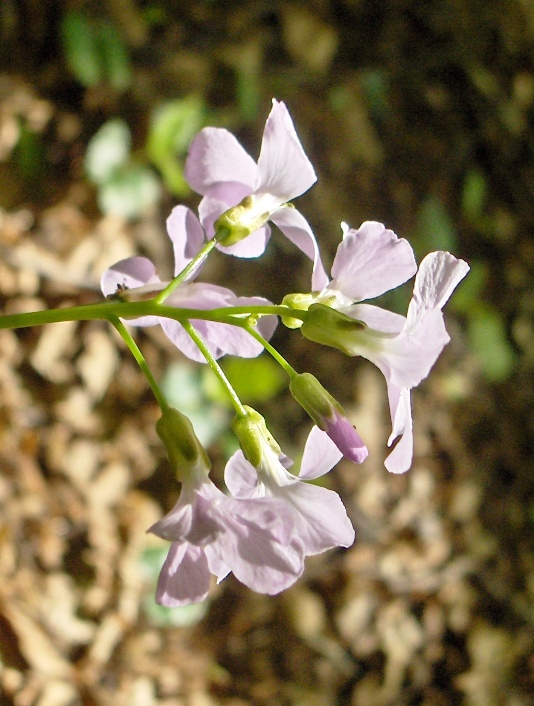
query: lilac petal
[
  {"left": 256, "top": 100, "right": 316, "bottom": 201},
  {"left": 185, "top": 127, "right": 257, "bottom": 195},
  {"left": 235, "top": 296, "right": 278, "bottom": 343},
  {"left": 166, "top": 205, "right": 205, "bottom": 278},
  {"left": 299, "top": 426, "right": 343, "bottom": 480},
  {"left": 384, "top": 386, "right": 414, "bottom": 474},
  {"left": 101, "top": 256, "right": 158, "bottom": 295},
  {"left": 217, "top": 225, "right": 271, "bottom": 258},
  {"left": 324, "top": 414, "right": 368, "bottom": 464},
  {"left": 406, "top": 251, "right": 470, "bottom": 327},
  {"left": 155, "top": 542, "right": 211, "bottom": 607},
  {"left": 148, "top": 499, "right": 193, "bottom": 541},
  {"left": 204, "top": 545, "right": 231, "bottom": 583},
  {"left": 342, "top": 302, "right": 406, "bottom": 334},
  {"left": 344, "top": 304, "right": 450, "bottom": 389},
  {"left": 224, "top": 450, "right": 258, "bottom": 498},
  {"left": 100, "top": 256, "right": 162, "bottom": 326},
  {"left": 210, "top": 509, "right": 304, "bottom": 595},
  {"left": 279, "top": 482, "right": 355, "bottom": 555},
  {"left": 160, "top": 319, "right": 223, "bottom": 362},
  {"left": 329, "top": 222, "right": 417, "bottom": 301},
  {"left": 270, "top": 207, "right": 329, "bottom": 291},
  {"left": 162, "top": 285, "right": 276, "bottom": 361}
]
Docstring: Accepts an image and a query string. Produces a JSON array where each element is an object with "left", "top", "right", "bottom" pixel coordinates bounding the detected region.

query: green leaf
[
  {"left": 161, "top": 362, "right": 229, "bottom": 446},
  {"left": 462, "top": 168, "right": 487, "bottom": 222},
  {"left": 415, "top": 195, "right": 458, "bottom": 254},
  {"left": 468, "top": 304, "right": 516, "bottom": 382},
  {"left": 98, "top": 164, "right": 161, "bottom": 219},
  {"left": 221, "top": 356, "right": 286, "bottom": 405},
  {"left": 147, "top": 97, "right": 205, "bottom": 196},
  {"left": 61, "top": 11, "right": 102, "bottom": 87},
  {"left": 85, "top": 118, "right": 131, "bottom": 185},
  {"left": 96, "top": 20, "right": 132, "bottom": 91}
]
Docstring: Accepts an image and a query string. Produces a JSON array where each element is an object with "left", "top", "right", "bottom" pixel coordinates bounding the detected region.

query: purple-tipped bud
[{"left": 290, "top": 373, "right": 368, "bottom": 463}]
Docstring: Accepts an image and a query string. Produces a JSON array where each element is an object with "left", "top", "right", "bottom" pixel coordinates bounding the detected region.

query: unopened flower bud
[
  {"left": 290, "top": 373, "right": 368, "bottom": 464},
  {"left": 156, "top": 407, "right": 211, "bottom": 482}
]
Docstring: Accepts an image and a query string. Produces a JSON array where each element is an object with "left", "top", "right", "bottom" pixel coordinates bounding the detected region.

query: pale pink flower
[
  {"left": 226, "top": 426, "right": 355, "bottom": 556},
  {"left": 300, "top": 223, "right": 469, "bottom": 473},
  {"left": 149, "top": 472, "right": 305, "bottom": 607},
  {"left": 101, "top": 205, "right": 276, "bottom": 362},
  {"left": 184, "top": 99, "right": 328, "bottom": 290}
]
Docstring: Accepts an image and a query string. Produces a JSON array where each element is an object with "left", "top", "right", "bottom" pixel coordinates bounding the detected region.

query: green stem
[
  {"left": 0, "top": 300, "right": 306, "bottom": 331},
  {"left": 182, "top": 320, "right": 247, "bottom": 417},
  {"left": 244, "top": 325, "right": 297, "bottom": 379},
  {"left": 109, "top": 316, "right": 169, "bottom": 411},
  {"left": 153, "top": 237, "right": 219, "bottom": 305}
]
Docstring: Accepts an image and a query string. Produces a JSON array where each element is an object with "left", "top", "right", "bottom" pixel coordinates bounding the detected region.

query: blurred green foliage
[
  {"left": 61, "top": 11, "right": 132, "bottom": 90},
  {"left": 147, "top": 97, "right": 206, "bottom": 198},
  {"left": 85, "top": 118, "right": 161, "bottom": 219}
]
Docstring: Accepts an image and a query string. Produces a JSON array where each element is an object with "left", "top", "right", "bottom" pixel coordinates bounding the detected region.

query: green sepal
[
  {"left": 156, "top": 407, "right": 211, "bottom": 482},
  {"left": 232, "top": 406, "right": 281, "bottom": 468},
  {"left": 289, "top": 372, "right": 344, "bottom": 429},
  {"left": 300, "top": 303, "right": 366, "bottom": 355}
]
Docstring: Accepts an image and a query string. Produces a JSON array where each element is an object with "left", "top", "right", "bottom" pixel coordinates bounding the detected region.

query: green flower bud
[
  {"left": 156, "top": 407, "right": 211, "bottom": 482},
  {"left": 289, "top": 373, "right": 344, "bottom": 429}
]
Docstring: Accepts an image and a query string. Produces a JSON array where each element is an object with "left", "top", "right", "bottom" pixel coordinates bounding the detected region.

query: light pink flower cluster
[
  {"left": 99, "top": 99, "right": 469, "bottom": 605},
  {"left": 150, "top": 410, "right": 352, "bottom": 606}
]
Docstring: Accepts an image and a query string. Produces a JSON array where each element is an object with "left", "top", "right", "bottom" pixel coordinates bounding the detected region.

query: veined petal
[
  {"left": 329, "top": 222, "right": 417, "bottom": 301},
  {"left": 166, "top": 205, "right": 205, "bottom": 278},
  {"left": 204, "top": 545, "right": 231, "bottom": 583},
  {"left": 256, "top": 100, "right": 316, "bottom": 201},
  {"left": 217, "top": 225, "right": 271, "bottom": 258},
  {"left": 155, "top": 542, "right": 211, "bottom": 607},
  {"left": 210, "top": 512, "right": 304, "bottom": 595},
  {"left": 270, "top": 207, "right": 329, "bottom": 291},
  {"left": 275, "top": 482, "right": 355, "bottom": 555},
  {"left": 185, "top": 127, "right": 257, "bottom": 195},
  {"left": 224, "top": 450, "right": 259, "bottom": 498},
  {"left": 384, "top": 386, "right": 414, "bottom": 474},
  {"left": 101, "top": 256, "right": 158, "bottom": 294},
  {"left": 100, "top": 256, "right": 163, "bottom": 326},
  {"left": 299, "top": 426, "right": 343, "bottom": 480},
  {"left": 406, "top": 251, "right": 470, "bottom": 328}
]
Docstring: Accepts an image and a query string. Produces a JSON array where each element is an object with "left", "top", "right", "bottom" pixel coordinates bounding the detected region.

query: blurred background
[{"left": 0, "top": 1, "right": 533, "bottom": 705}]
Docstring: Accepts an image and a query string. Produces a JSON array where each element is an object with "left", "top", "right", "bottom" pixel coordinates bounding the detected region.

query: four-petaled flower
[
  {"left": 149, "top": 473, "right": 306, "bottom": 606},
  {"left": 101, "top": 205, "right": 276, "bottom": 363},
  {"left": 184, "top": 99, "right": 328, "bottom": 290},
  {"left": 230, "top": 417, "right": 355, "bottom": 556},
  {"left": 300, "top": 221, "right": 470, "bottom": 473}
]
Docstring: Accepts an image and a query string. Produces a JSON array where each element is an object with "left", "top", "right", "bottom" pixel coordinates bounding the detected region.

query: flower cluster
[{"left": 99, "top": 99, "right": 469, "bottom": 605}]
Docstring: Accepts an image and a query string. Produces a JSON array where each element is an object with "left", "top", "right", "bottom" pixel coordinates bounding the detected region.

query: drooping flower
[
  {"left": 184, "top": 99, "right": 328, "bottom": 290},
  {"left": 101, "top": 205, "right": 277, "bottom": 362},
  {"left": 231, "top": 410, "right": 355, "bottom": 556},
  {"left": 150, "top": 407, "right": 305, "bottom": 606},
  {"left": 291, "top": 222, "right": 469, "bottom": 473}
]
